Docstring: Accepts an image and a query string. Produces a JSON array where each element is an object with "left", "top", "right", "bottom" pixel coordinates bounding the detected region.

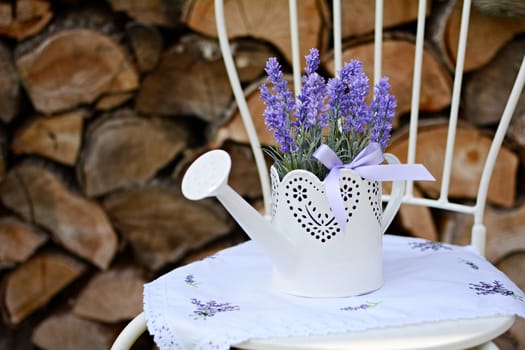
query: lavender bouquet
[{"left": 260, "top": 48, "right": 397, "bottom": 180}]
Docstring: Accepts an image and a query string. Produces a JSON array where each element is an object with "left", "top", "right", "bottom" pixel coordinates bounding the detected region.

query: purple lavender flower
[
  {"left": 326, "top": 77, "right": 346, "bottom": 124},
  {"left": 332, "top": 60, "right": 370, "bottom": 133},
  {"left": 296, "top": 49, "right": 328, "bottom": 129},
  {"left": 305, "top": 47, "right": 320, "bottom": 75},
  {"left": 469, "top": 281, "right": 524, "bottom": 301},
  {"left": 260, "top": 58, "right": 296, "bottom": 153},
  {"left": 260, "top": 49, "right": 397, "bottom": 180},
  {"left": 369, "top": 77, "right": 397, "bottom": 149},
  {"left": 190, "top": 298, "right": 240, "bottom": 320}
]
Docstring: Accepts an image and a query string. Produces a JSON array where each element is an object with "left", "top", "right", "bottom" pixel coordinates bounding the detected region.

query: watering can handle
[{"left": 380, "top": 153, "right": 406, "bottom": 234}]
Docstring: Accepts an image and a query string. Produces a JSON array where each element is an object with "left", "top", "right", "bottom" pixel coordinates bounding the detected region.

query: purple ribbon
[{"left": 313, "top": 142, "right": 435, "bottom": 231}]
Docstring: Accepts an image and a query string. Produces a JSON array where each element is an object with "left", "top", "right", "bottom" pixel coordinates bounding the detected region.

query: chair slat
[
  {"left": 373, "top": 0, "right": 383, "bottom": 86},
  {"left": 289, "top": 0, "right": 301, "bottom": 97},
  {"left": 405, "top": 0, "right": 427, "bottom": 198},
  {"left": 474, "top": 54, "right": 525, "bottom": 225},
  {"left": 214, "top": 0, "right": 272, "bottom": 216},
  {"left": 440, "top": 0, "right": 472, "bottom": 202},
  {"left": 333, "top": 0, "right": 343, "bottom": 74}
]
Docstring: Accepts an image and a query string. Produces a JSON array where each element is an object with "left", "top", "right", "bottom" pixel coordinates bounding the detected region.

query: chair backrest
[{"left": 214, "top": 0, "right": 525, "bottom": 256}]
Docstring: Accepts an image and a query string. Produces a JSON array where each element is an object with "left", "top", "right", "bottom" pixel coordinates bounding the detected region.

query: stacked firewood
[{"left": 0, "top": 0, "right": 524, "bottom": 349}]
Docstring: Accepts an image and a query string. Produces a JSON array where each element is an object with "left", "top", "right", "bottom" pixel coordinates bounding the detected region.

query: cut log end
[
  {"left": 0, "top": 0, "right": 53, "bottom": 41},
  {"left": 16, "top": 28, "right": 139, "bottom": 114},
  {"left": 0, "top": 217, "right": 48, "bottom": 270},
  {"left": 387, "top": 121, "right": 518, "bottom": 208},
  {"left": 11, "top": 110, "right": 85, "bottom": 165},
  {"left": 32, "top": 311, "right": 113, "bottom": 350},
  {"left": 103, "top": 182, "right": 234, "bottom": 271},
  {"left": 79, "top": 109, "right": 189, "bottom": 197},
  {"left": 4, "top": 252, "right": 87, "bottom": 324},
  {"left": 73, "top": 267, "right": 145, "bottom": 323},
  {"left": 0, "top": 161, "right": 118, "bottom": 269}
]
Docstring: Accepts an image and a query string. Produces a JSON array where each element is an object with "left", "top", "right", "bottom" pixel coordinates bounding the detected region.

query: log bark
[
  {"left": 0, "top": 216, "right": 47, "bottom": 270},
  {"left": 32, "top": 311, "right": 112, "bottom": 350},
  {"left": 15, "top": 28, "right": 138, "bottom": 114},
  {"left": 137, "top": 34, "right": 231, "bottom": 122},
  {"left": 107, "top": 0, "right": 184, "bottom": 28},
  {"left": 445, "top": 0, "right": 525, "bottom": 71},
  {"left": 94, "top": 91, "right": 134, "bottom": 111},
  {"left": 387, "top": 121, "right": 518, "bottom": 208},
  {"left": 324, "top": 38, "right": 452, "bottom": 125},
  {"left": 427, "top": 0, "right": 457, "bottom": 70},
  {"left": 78, "top": 109, "right": 189, "bottom": 197},
  {"left": 125, "top": 21, "right": 163, "bottom": 73},
  {"left": 0, "top": 0, "right": 53, "bottom": 41},
  {"left": 464, "top": 38, "right": 525, "bottom": 126},
  {"left": 2, "top": 251, "right": 87, "bottom": 324},
  {"left": 0, "top": 42, "right": 20, "bottom": 123},
  {"left": 473, "top": 0, "right": 525, "bottom": 17},
  {"left": 11, "top": 110, "right": 85, "bottom": 165},
  {"left": 73, "top": 267, "right": 145, "bottom": 323},
  {"left": 182, "top": 0, "right": 328, "bottom": 68},
  {"left": 341, "top": 0, "right": 428, "bottom": 38},
  {"left": 102, "top": 182, "right": 234, "bottom": 271},
  {"left": 0, "top": 161, "right": 117, "bottom": 269}
]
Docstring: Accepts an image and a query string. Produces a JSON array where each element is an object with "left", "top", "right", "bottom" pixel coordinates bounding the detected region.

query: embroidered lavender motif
[
  {"left": 408, "top": 240, "right": 452, "bottom": 252},
  {"left": 469, "top": 280, "right": 523, "bottom": 301},
  {"left": 340, "top": 301, "right": 381, "bottom": 311},
  {"left": 190, "top": 298, "right": 240, "bottom": 320},
  {"left": 459, "top": 258, "right": 479, "bottom": 270},
  {"left": 185, "top": 274, "right": 199, "bottom": 287}
]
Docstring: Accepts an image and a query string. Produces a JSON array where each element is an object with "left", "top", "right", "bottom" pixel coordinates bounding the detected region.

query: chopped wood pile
[{"left": 0, "top": 0, "right": 524, "bottom": 349}]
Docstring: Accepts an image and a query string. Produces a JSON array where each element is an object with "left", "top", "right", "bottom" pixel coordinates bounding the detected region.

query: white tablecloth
[{"left": 144, "top": 235, "right": 525, "bottom": 350}]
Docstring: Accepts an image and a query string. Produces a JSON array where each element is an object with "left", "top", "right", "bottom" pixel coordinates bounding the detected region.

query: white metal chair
[{"left": 112, "top": 0, "right": 525, "bottom": 349}]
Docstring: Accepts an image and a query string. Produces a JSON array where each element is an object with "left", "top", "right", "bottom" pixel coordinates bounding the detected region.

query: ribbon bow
[{"left": 313, "top": 142, "right": 435, "bottom": 231}]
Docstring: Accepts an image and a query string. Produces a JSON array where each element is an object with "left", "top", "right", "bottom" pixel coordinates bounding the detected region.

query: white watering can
[{"left": 182, "top": 149, "right": 406, "bottom": 298}]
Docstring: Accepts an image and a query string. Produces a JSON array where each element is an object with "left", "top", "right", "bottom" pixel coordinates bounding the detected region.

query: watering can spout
[{"left": 181, "top": 150, "right": 296, "bottom": 276}]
